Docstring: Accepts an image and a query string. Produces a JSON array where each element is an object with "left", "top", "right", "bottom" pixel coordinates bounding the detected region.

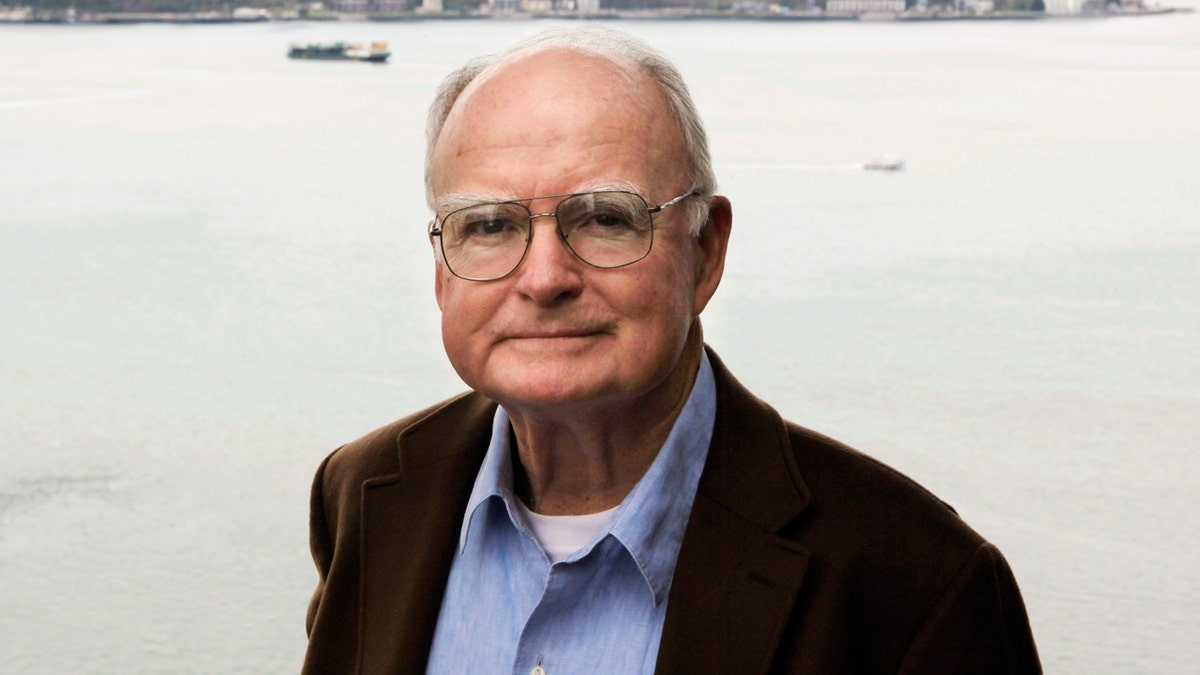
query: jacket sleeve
[{"left": 898, "top": 542, "right": 1041, "bottom": 674}]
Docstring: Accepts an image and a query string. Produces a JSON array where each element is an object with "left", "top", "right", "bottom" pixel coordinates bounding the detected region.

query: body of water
[{"left": 2, "top": 11, "right": 1198, "bottom": 672}]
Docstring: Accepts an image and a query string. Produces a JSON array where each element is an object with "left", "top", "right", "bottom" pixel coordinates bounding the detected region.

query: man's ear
[
  {"left": 431, "top": 222, "right": 446, "bottom": 311},
  {"left": 692, "top": 195, "right": 732, "bottom": 316},
  {"left": 434, "top": 264, "right": 445, "bottom": 311}
]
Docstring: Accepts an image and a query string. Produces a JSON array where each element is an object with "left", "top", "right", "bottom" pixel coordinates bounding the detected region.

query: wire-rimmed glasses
[{"left": 429, "top": 189, "right": 699, "bottom": 282}]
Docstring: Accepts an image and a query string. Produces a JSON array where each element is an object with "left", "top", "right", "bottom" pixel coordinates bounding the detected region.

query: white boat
[{"left": 864, "top": 155, "right": 905, "bottom": 171}]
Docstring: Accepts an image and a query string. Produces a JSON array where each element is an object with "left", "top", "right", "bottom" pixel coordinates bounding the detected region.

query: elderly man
[{"left": 303, "top": 29, "right": 1040, "bottom": 675}]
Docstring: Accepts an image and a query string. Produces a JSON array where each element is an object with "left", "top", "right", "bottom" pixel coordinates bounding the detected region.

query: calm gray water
[{"left": 2, "top": 11, "right": 1198, "bottom": 673}]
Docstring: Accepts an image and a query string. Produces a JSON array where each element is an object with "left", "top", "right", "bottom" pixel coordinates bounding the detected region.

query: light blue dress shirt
[{"left": 425, "top": 353, "right": 717, "bottom": 675}]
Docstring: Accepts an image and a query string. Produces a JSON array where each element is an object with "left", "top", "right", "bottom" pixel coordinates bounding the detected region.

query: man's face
[{"left": 429, "top": 49, "right": 724, "bottom": 415}]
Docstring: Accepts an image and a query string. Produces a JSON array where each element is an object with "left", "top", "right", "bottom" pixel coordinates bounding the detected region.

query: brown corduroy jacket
[{"left": 302, "top": 348, "right": 1040, "bottom": 674}]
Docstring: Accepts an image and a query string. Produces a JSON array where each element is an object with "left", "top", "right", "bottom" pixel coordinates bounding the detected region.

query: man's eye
[
  {"left": 576, "top": 207, "right": 642, "bottom": 233},
  {"left": 461, "top": 218, "right": 519, "bottom": 238},
  {"left": 591, "top": 213, "right": 633, "bottom": 229},
  {"left": 575, "top": 209, "right": 649, "bottom": 240},
  {"left": 470, "top": 219, "right": 506, "bottom": 235}
]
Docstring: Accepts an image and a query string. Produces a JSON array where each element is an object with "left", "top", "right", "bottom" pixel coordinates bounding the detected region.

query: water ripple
[{"left": 0, "top": 474, "right": 118, "bottom": 521}]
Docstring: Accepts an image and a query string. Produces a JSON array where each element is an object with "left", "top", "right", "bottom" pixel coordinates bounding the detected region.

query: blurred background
[{"left": 1, "top": 8, "right": 1197, "bottom": 672}]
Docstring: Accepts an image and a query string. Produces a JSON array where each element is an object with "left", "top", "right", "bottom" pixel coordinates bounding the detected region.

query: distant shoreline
[{"left": 0, "top": 6, "right": 1189, "bottom": 25}]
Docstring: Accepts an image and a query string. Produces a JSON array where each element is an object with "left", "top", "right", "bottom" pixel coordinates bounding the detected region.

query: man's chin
[
  {"left": 496, "top": 333, "right": 610, "bottom": 357},
  {"left": 474, "top": 361, "right": 619, "bottom": 413}
]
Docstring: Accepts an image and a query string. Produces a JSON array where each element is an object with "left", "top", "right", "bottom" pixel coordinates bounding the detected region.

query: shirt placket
[{"left": 511, "top": 557, "right": 590, "bottom": 675}]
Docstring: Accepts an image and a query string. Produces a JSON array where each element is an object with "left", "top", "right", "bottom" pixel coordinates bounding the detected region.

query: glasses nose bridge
[
  {"left": 526, "top": 208, "right": 569, "bottom": 242},
  {"left": 526, "top": 192, "right": 574, "bottom": 230}
]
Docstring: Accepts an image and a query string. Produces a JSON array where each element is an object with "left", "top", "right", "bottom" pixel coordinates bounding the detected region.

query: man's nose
[{"left": 511, "top": 218, "right": 584, "bottom": 304}]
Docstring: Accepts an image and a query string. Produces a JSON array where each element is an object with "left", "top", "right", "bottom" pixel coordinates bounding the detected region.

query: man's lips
[
  {"left": 503, "top": 329, "right": 604, "bottom": 340},
  {"left": 498, "top": 326, "right": 611, "bottom": 341}
]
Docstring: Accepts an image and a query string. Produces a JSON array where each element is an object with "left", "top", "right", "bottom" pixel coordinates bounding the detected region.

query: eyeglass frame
[{"left": 428, "top": 188, "right": 702, "bottom": 282}]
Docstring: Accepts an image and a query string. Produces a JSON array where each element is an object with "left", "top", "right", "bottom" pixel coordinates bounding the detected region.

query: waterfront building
[
  {"left": 0, "top": 6, "right": 33, "bottom": 21},
  {"left": 825, "top": 0, "right": 905, "bottom": 12},
  {"left": 964, "top": 0, "right": 995, "bottom": 11},
  {"left": 1043, "top": 0, "right": 1082, "bottom": 12}
]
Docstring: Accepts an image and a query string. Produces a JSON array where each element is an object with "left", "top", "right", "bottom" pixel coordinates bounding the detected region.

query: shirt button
[{"left": 530, "top": 667, "right": 546, "bottom": 675}]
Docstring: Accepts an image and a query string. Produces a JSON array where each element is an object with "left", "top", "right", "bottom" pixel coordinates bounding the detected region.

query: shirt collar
[{"left": 457, "top": 351, "right": 717, "bottom": 605}]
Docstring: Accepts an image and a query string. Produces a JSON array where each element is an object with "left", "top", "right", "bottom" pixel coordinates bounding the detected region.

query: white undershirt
[{"left": 516, "top": 502, "right": 620, "bottom": 564}]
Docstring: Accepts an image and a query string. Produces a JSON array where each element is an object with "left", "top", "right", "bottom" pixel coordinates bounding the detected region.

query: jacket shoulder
[
  {"left": 668, "top": 352, "right": 1039, "bottom": 672},
  {"left": 775, "top": 423, "right": 1038, "bottom": 671},
  {"left": 783, "top": 420, "right": 988, "bottom": 580},
  {"left": 753, "top": 419, "right": 1037, "bottom": 672},
  {"left": 320, "top": 391, "right": 485, "bottom": 489}
]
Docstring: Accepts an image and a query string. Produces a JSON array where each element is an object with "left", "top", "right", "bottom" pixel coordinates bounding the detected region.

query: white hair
[{"left": 424, "top": 27, "right": 717, "bottom": 235}]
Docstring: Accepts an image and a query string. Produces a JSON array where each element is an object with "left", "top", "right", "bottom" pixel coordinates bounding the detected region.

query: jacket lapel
[
  {"left": 656, "top": 350, "right": 813, "bottom": 674},
  {"left": 357, "top": 394, "right": 496, "bottom": 675}
]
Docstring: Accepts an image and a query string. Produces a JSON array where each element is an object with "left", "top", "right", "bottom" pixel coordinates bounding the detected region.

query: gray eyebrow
[
  {"left": 434, "top": 193, "right": 512, "bottom": 214},
  {"left": 575, "top": 180, "right": 645, "bottom": 195},
  {"left": 433, "top": 181, "right": 649, "bottom": 215}
]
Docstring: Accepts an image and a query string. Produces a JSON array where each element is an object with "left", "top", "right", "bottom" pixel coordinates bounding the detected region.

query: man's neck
[{"left": 506, "top": 333, "right": 704, "bottom": 516}]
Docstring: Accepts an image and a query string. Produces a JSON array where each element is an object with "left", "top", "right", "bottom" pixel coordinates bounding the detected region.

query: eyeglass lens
[{"left": 439, "top": 191, "right": 655, "bottom": 281}]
